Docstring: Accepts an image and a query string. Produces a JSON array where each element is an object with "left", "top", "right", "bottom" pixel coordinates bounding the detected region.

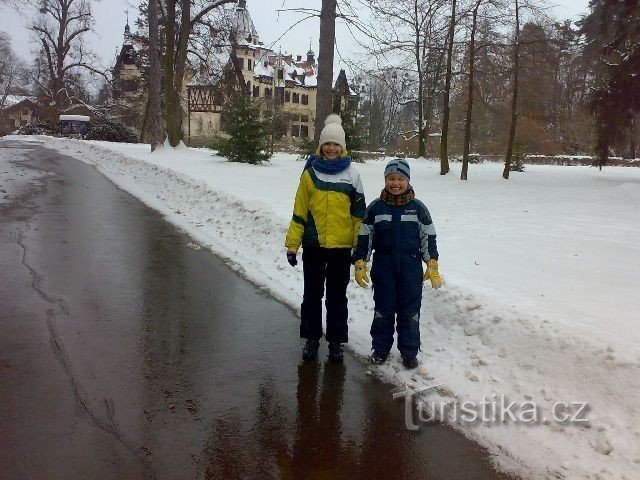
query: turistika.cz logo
[{"left": 393, "top": 385, "right": 590, "bottom": 431}]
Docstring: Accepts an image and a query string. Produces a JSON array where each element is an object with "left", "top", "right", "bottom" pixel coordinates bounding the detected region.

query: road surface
[{"left": 0, "top": 138, "right": 511, "bottom": 480}]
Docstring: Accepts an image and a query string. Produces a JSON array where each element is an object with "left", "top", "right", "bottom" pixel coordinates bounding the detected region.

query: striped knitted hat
[{"left": 384, "top": 158, "right": 410, "bottom": 181}]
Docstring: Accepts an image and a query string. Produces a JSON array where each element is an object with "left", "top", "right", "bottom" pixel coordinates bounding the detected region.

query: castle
[{"left": 112, "top": 0, "right": 358, "bottom": 145}]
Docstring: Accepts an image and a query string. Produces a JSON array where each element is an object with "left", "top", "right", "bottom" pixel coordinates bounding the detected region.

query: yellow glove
[
  {"left": 424, "top": 259, "right": 442, "bottom": 289},
  {"left": 354, "top": 260, "right": 370, "bottom": 288}
]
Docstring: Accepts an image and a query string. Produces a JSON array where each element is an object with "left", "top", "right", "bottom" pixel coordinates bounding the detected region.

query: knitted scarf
[
  {"left": 380, "top": 187, "right": 415, "bottom": 206},
  {"left": 303, "top": 154, "right": 352, "bottom": 174}
]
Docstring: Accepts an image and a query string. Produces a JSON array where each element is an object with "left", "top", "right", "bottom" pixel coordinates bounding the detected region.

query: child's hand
[
  {"left": 425, "top": 259, "right": 442, "bottom": 289},
  {"left": 354, "top": 260, "right": 369, "bottom": 288},
  {"left": 286, "top": 250, "right": 298, "bottom": 267}
]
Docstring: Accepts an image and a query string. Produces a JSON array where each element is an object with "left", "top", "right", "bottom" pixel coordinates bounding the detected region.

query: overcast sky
[{"left": 0, "top": 0, "right": 591, "bottom": 72}]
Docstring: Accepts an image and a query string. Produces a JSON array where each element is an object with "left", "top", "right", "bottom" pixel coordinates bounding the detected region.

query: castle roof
[{"left": 233, "top": 0, "right": 259, "bottom": 46}]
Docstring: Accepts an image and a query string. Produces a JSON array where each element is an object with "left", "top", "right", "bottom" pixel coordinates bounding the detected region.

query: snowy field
[{"left": 6, "top": 135, "right": 640, "bottom": 479}]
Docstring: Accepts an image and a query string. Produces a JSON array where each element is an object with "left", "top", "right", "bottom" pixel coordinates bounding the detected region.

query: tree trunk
[
  {"left": 148, "top": 0, "right": 164, "bottom": 151},
  {"left": 414, "top": 0, "right": 425, "bottom": 158},
  {"left": 314, "top": 0, "right": 337, "bottom": 145},
  {"left": 462, "top": 0, "right": 480, "bottom": 181},
  {"left": 439, "top": 0, "right": 456, "bottom": 175},
  {"left": 164, "top": 0, "right": 179, "bottom": 146},
  {"left": 503, "top": 0, "right": 520, "bottom": 180},
  {"left": 628, "top": 115, "right": 636, "bottom": 159}
]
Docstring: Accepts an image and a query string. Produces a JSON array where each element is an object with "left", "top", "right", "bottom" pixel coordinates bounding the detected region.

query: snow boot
[
  {"left": 402, "top": 355, "right": 419, "bottom": 369},
  {"left": 370, "top": 350, "right": 389, "bottom": 364},
  {"left": 328, "top": 342, "right": 344, "bottom": 362},
  {"left": 302, "top": 339, "right": 320, "bottom": 361}
]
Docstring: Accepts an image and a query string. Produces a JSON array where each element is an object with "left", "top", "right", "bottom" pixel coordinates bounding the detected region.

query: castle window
[
  {"left": 300, "top": 125, "right": 309, "bottom": 137},
  {"left": 285, "top": 91, "right": 290, "bottom": 102},
  {"left": 278, "top": 69, "right": 284, "bottom": 80},
  {"left": 264, "top": 87, "right": 272, "bottom": 97},
  {"left": 238, "top": 58, "right": 244, "bottom": 70},
  {"left": 293, "top": 93, "right": 299, "bottom": 104},
  {"left": 253, "top": 85, "right": 260, "bottom": 97},
  {"left": 301, "top": 114, "right": 309, "bottom": 123},
  {"left": 301, "top": 94, "right": 309, "bottom": 105},
  {"left": 291, "top": 124, "right": 300, "bottom": 137},
  {"left": 247, "top": 59, "right": 252, "bottom": 70}
]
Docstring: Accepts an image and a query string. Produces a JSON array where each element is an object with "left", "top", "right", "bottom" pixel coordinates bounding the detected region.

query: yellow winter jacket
[{"left": 285, "top": 163, "right": 366, "bottom": 251}]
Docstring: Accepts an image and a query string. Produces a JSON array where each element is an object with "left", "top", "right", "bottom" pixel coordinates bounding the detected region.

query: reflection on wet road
[{"left": 0, "top": 139, "right": 510, "bottom": 479}]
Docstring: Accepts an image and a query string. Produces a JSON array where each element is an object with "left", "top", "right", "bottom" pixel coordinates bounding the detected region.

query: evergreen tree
[
  {"left": 581, "top": 0, "right": 640, "bottom": 167},
  {"left": 217, "top": 91, "right": 271, "bottom": 164}
]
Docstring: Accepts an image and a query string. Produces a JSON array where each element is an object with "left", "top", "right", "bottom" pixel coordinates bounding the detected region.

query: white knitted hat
[{"left": 318, "top": 114, "right": 346, "bottom": 150}]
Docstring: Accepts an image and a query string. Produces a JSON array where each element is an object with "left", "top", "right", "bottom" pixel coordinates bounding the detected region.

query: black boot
[
  {"left": 402, "top": 355, "right": 418, "bottom": 369},
  {"left": 328, "top": 342, "right": 344, "bottom": 362},
  {"left": 370, "top": 350, "right": 389, "bottom": 364},
  {"left": 302, "top": 339, "right": 320, "bottom": 361}
]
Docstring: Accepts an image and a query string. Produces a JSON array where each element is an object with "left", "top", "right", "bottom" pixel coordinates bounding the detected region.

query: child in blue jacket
[{"left": 352, "top": 159, "right": 442, "bottom": 369}]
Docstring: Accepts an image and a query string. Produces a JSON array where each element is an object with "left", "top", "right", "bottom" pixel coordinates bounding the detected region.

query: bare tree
[
  {"left": 343, "top": 0, "right": 448, "bottom": 157},
  {"left": 439, "top": 0, "right": 456, "bottom": 175},
  {"left": 502, "top": 0, "right": 520, "bottom": 179},
  {"left": 162, "top": 0, "right": 236, "bottom": 147},
  {"left": 28, "top": 0, "right": 106, "bottom": 119},
  {"left": 0, "top": 32, "right": 29, "bottom": 110},
  {"left": 461, "top": 0, "right": 482, "bottom": 180}
]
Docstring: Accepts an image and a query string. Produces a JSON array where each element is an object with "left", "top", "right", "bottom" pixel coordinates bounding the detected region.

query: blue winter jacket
[{"left": 353, "top": 197, "right": 438, "bottom": 263}]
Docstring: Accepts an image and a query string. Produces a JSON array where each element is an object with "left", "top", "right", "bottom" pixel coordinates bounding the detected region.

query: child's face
[
  {"left": 321, "top": 142, "right": 342, "bottom": 160},
  {"left": 385, "top": 173, "right": 409, "bottom": 195}
]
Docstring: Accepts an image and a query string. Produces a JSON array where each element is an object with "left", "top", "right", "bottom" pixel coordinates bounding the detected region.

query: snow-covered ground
[{"left": 6, "top": 135, "right": 640, "bottom": 479}]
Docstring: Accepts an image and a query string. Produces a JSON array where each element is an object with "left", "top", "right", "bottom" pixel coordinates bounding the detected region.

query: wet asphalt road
[{"left": 0, "top": 139, "right": 511, "bottom": 480}]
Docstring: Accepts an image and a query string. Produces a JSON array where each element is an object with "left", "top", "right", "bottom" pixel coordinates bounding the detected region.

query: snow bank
[{"left": 28, "top": 135, "right": 640, "bottom": 480}]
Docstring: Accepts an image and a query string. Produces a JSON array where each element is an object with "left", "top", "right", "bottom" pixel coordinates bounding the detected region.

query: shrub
[
  {"left": 17, "top": 122, "right": 58, "bottom": 136},
  {"left": 84, "top": 116, "right": 138, "bottom": 143},
  {"left": 511, "top": 144, "right": 527, "bottom": 172}
]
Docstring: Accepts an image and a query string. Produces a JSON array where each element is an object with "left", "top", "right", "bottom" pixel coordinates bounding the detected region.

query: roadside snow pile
[{"left": 28, "top": 135, "right": 640, "bottom": 480}]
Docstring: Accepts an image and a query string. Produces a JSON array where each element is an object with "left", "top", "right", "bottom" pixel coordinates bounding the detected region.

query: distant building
[
  {"left": 0, "top": 96, "right": 41, "bottom": 134},
  {"left": 111, "top": 20, "right": 145, "bottom": 132},
  {"left": 111, "top": 0, "right": 359, "bottom": 145}
]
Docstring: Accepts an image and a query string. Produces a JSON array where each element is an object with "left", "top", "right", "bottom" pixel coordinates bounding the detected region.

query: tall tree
[
  {"left": 439, "top": 0, "right": 456, "bottom": 175},
  {"left": 0, "top": 32, "right": 29, "bottom": 110},
  {"left": 147, "top": 0, "right": 163, "bottom": 151},
  {"left": 461, "top": 0, "right": 482, "bottom": 180},
  {"left": 163, "top": 0, "right": 236, "bottom": 147},
  {"left": 29, "top": 0, "right": 104, "bottom": 119},
  {"left": 314, "top": 0, "right": 338, "bottom": 144},
  {"left": 581, "top": 0, "right": 640, "bottom": 168},
  {"left": 502, "top": 0, "right": 520, "bottom": 179},
  {"left": 344, "top": 0, "right": 448, "bottom": 157}
]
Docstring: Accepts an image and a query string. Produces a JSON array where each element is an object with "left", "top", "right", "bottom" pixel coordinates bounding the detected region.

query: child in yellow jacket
[{"left": 285, "top": 114, "right": 366, "bottom": 362}]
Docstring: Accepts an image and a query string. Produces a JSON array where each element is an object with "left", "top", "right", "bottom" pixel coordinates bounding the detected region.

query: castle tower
[{"left": 233, "top": 0, "right": 260, "bottom": 45}]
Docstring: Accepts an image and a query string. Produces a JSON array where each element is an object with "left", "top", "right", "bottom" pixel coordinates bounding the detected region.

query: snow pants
[
  {"left": 370, "top": 252, "right": 423, "bottom": 357},
  {"left": 300, "top": 247, "right": 351, "bottom": 344}
]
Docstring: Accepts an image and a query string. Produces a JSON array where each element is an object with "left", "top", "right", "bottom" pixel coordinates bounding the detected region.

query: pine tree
[{"left": 217, "top": 92, "right": 271, "bottom": 164}]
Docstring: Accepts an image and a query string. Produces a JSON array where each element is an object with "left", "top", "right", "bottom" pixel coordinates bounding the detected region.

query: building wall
[
  {"left": 187, "top": 111, "right": 222, "bottom": 146},
  {"left": 1, "top": 102, "right": 37, "bottom": 133},
  {"left": 185, "top": 45, "right": 319, "bottom": 145}
]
